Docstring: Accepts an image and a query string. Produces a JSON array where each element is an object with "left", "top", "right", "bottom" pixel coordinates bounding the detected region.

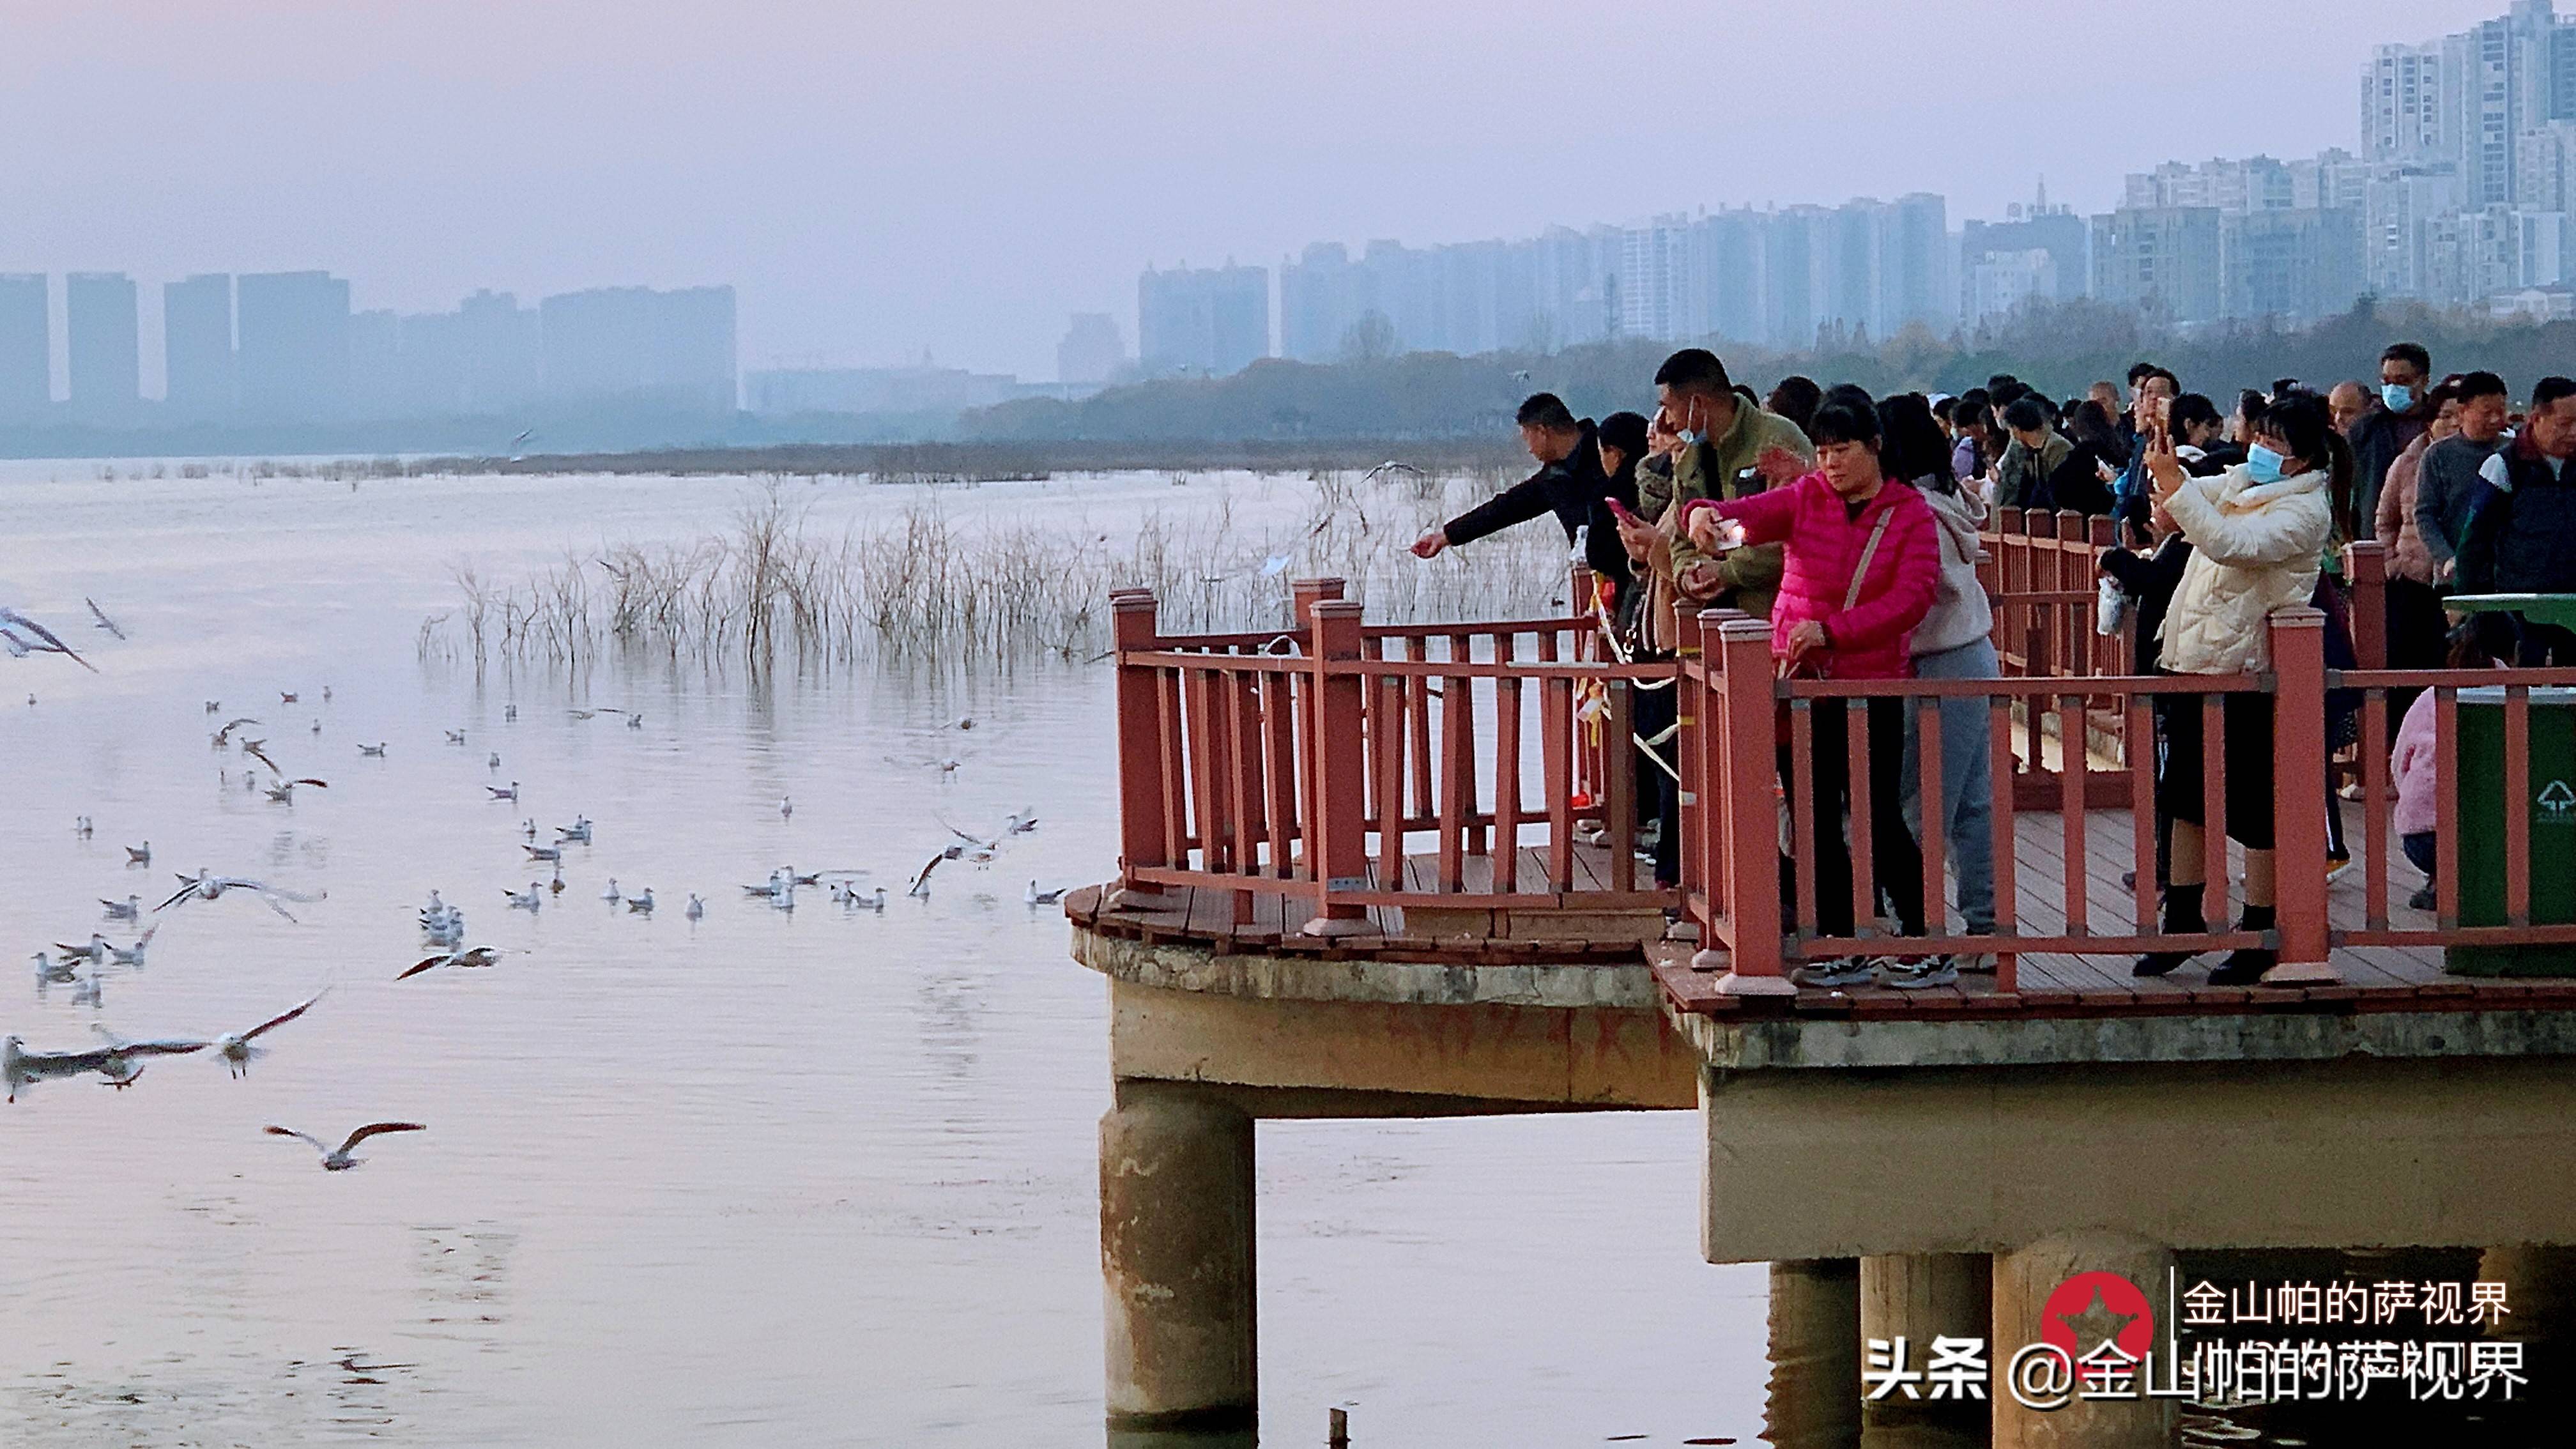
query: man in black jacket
[
  {"left": 1411, "top": 393, "right": 1635, "bottom": 600},
  {"left": 2462, "top": 375, "right": 2576, "bottom": 664}
]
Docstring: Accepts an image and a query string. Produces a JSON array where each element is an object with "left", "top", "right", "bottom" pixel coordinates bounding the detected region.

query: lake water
[{"left": 0, "top": 463, "right": 1768, "bottom": 1447}]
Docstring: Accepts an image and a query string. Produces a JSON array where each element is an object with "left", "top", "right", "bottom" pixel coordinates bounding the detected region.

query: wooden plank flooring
[{"left": 1068, "top": 806, "right": 2576, "bottom": 1020}]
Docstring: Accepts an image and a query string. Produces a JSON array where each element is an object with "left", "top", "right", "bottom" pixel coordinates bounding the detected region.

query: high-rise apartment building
[
  {"left": 236, "top": 271, "right": 351, "bottom": 422},
  {"left": 1056, "top": 312, "right": 1125, "bottom": 385},
  {"left": 1137, "top": 264, "right": 1268, "bottom": 377},
  {"left": 0, "top": 275, "right": 45, "bottom": 419},
  {"left": 538, "top": 284, "right": 737, "bottom": 413},
  {"left": 163, "top": 273, "right": 235, "bottom": 420},
  {"left": 66, "top": 272, "right": 140, "bottom": 421}
]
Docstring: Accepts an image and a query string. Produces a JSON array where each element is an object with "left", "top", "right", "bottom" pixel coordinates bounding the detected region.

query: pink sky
[{"left": 0, "top": 0, "right": 2527, "bottom": 379}]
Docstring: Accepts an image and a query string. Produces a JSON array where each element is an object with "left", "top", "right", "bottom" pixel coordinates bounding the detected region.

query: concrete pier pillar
[
  {"left": 2478, "top": 1243, "right": 2576, "bottom": 1345},
  {"left": 1100, "top": 1082, "right": 1257, "bottom": 1434},
  {"left": 1992, "top": 1232, "right": 2173, "bottom": 1449},
  {"left": 1861, "top": 1254, "right": 1991, "bottom": 1432},
  {"left": 1765, "top": 1257, "right": 1862, "bottom": 1449}
]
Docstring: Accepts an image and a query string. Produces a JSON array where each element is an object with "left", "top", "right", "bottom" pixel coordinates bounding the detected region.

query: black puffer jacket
[
  {"left": 1441, "top": 421, "right": 1637, "bottom": 589},
  {"left": 2460, "top": 436, "right": 2576, "bottom": 594}
]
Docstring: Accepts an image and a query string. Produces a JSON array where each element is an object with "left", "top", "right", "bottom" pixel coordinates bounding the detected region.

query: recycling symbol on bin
[{"left": 2541, "top": 779, "right": 2576, "bottom": 819}]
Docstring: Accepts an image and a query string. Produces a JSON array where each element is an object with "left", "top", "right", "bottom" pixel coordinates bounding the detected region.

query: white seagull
[
  {"left": 445, "top": 729, "right": 466, "bottom": 745},
  {"left": 601, "top": 878, "right": 620, "bottom": 902},
  {"left": 155, "top": 870, "right": 326, "bottom": 923},
  {"left": 264, "top": 778, "right": 328, "bottom": 804},
  {"left": 1026, "top": 880, "right": 1068, "bottom": 905},
  {"left": 909, "top": 845, "right": 965, "bottom": 898},
  {"left": 505, "top": 883, "right": 544, "bottom": 910},
  {"left": 847, "top": 885, "right": 888, "bottom": 911},
  {"left": 625, "top": 888, "right": 655, "bottom": 914},
  {"left": 101, "top": 894, "right": 141, "bottom": 921},
  {"left": 266, "top": 1121, "right": 425, "bottom": 1171},
  {"left": 211, "top": 716, "right": 261, "bottom": 747},
  {"left": 780, "top": 795, "right": 793, "bottom": 820},
  {"left": 54, "top": 933, "right": 109, "bottom": 964},
  {"left": 107, "top": 925, "right": 158, "bottom": 966},
  {"left": 125, "top": 841, "right": 150, "bottom": 866},
  {"left": 358, "top": 742, "right": 387, "bottom": 757},
  {"left": 398, "top": 946, "right": 502, "bottom": 980},
  {"left": 209, "top": 991, "right": 326, "bottom": 1077},
  {"left": 684, "top": 893, "right": 705, "bottom": 920},
  {"left": 556, "top": 816, "right": 593, "bottom": 844},
  {"left": 488, "top": 781, "right": 519, "bottom": 802},
  {"left": 524, "top": 843, "right": 562, "bottom": 863}
]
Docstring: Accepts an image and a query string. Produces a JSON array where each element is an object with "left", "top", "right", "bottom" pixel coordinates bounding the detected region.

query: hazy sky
[{"left": 0, "top": 0, "right": 2528, "bottom": 382}]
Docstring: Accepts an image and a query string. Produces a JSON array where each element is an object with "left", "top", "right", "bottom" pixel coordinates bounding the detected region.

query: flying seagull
[
  {"left": 155, "top": 871, "right": 326, "bottom": 923},
  {"left": 264, "top": 778, "right": 328, "bottom": 804},
  {"left": 0, "top": 608, "right": 96, "bottom": 671},
  {"left": 397, "top": 946, "right": 503, "bottom": 981},
  {"left": 265, "top": 1121, "right": 425, "bottom": 1171},
  {"left": 212, "top": 716, "right": 261, "bottom": 747},
  {"left": 910, "top": 845, "right": 965, "bottom": 898},
  {"left": 84, "top": 598, "right": 126, "bottom": 640},
  {"left": 208, "top": 992, "right": 326, "bottom": 1077}
]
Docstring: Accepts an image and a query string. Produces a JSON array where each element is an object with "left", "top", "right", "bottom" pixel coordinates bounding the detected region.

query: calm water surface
[{"left": 0, "top": 463, "right": 1765, "bottom": 1446}]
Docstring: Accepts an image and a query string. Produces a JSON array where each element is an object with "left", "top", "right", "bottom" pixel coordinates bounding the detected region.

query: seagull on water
[
  {"left": 54, "top": 933, "right": 109, "bottom": 964},
  {"left": 741, "top": 869, "right": 790, "bottom": 898},
  {"left": 279, "top": 691, "right": 298, "bottom": 705},
  {"left": 625, "top": 887, "right": 655, "bottom": 914},
  {"left": 398, "top": 946, "right": 502, "bottom": 980},
  {"left": 625, "top": 712, "right": 643, "bottom": 729},
  {"left": 74, "top": 815, "right": 93, "bottom": 838},
  {"left": 266, "top": 1121, "right": 425, "bottom": 1171},
  {"left": 445, "top": 729, "right": 466, "bottom": 746},
  {"left": 32, "top": 951, "right": 77, "bottom": 986},
  {"left": 487, "top": 751, "right": 502, "bottom": 770},
  {"left": 503, "top": 704, "right": 517, "bottom": 721},
  {"left": 602, "top": 877, "right": 620, "bottom": 903},
  {"left": 125, "top": 841, "right": 150, "bottom": 866},
  {"left": 781, "top": 795, "right": 793, "bottom": 820},
  {"left": 107, "top": 926, "right": 158, "bottom": 967},
  {"left": 1026, "top": 880, "right": 1068, "bottom": 905},
  {"left": 0, "top": 607, "right": 96, "bottom": 671},
  {"left": 488, "top": 781, "right": 519, "bottom": 802},
  {"left": 156, "top": 870, "right": 326, "bottom": 922},
  {"left": 102, "top": 894, "right": 141, "bottom": 921},
  {"left": 556, "top": 816, "right": 592, "bottom": 843},
  {"left": 524, "top": 843, "right": 562, "bottom": 863},
  {"left": 505, "top": 883, "right": 544, "bottom": 910},
  {"left": 207, "top": 991, "right": 326, "bottom": 1077},
  {"left": 549, "top": 864, "right": 565, "bottom": 894},
  {"left": 845, "top": 885, "right": 888, "bottom": 911},
  {"left": 204, "top": 700, "right": 221, "bottom": 714},
  {"left": 358, "top": 742, "right": 387, "bottom": 757},
  {"left": 684, "top": 893, "right": 705, "bottom": 920}
]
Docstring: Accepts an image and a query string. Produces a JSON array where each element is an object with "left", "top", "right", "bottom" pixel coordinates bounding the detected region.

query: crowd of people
[{"left": 1408, "top": 338, "right": 2576, "bottom": 990}]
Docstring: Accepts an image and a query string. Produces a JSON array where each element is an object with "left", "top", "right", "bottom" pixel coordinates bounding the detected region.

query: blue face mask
[
  {"left": 1677, "top": 427, "right": 1706, "bottom": 447},
  {"left": 2245, "top": 444, "right": 2287, "bottom": 484},
  {"left": 2382, "top": 382, "right": 2416, "bottom": 412}
]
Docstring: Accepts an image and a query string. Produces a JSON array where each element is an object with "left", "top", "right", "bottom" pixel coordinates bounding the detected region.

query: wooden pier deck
[{"left": 1070, "top": 810, "right": 2576, "bottom": 1022}]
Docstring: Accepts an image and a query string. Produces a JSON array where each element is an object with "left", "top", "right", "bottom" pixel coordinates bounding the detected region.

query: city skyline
[{"left": 2, "top": 0, "right": 2529, "bottom": 381}]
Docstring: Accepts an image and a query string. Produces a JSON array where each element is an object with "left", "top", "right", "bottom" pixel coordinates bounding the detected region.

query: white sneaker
[
  {"left": 1790, "top": 958, "right": 1874, "bottom": 988},
  {"left": 1879, "top": 956, "right": 1959, "bottom": 990}
]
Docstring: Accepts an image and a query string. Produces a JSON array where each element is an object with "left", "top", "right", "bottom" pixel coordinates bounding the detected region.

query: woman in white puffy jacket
[{"left": 2133, "top": 390, "right": 2341, "bottom": 986}]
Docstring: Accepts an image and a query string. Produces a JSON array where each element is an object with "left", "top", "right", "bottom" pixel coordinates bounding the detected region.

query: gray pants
[{"left": 1899, "top": 637, "right": 1998, "bottom": 935}]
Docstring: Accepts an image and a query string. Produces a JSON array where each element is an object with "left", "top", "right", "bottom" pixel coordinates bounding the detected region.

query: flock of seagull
[{"left": 5, "top": 600, "right": 1071, "bottom": 1170}]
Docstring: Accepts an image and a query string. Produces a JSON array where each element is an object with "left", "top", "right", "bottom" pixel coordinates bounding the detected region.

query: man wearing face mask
[
  {"left": 1613, "top": 348, "right": 1814, "bottom": 653},
  {"left": 2462, "top": 376, "right": 2576, "bottom": 664},
  {"left": 2347, "top": 341, "right": 2436, "bottom": 536}
]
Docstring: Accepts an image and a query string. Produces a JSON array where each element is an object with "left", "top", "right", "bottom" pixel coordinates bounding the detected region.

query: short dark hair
[
  {"left": 1767, "top": 375, "right": 1823, "bottom": 436},
  {"left": 2382, "top": 342, "right": 2432, "bottom": 377},
  {"left": 1653, "top": 348, "right": 1733, "bottom": 397},
  {"left": 1515, "top": 392, "right": 1578, "bottom": 430},
  {"left": 2457, "top": 370, "right": 2510, "bottom": 404},
  {"left": 2533, "top": 376, "right": 2576, "bottom": 413},
  {"left": 1930, "top": 395, "right": 1958, "bottom": 425},
  {"left": 1807, "top": 398, "right": 1881, "bottom": 450},
  {"left": 2001, "top": 397, "right": 2048, "bottom": 433},
  {"left": 1954, "top": 398, "right": 1993, "bottom": 431},
  {"left": 1986, "top": 373, "right": 2020, "bottom": 393},
  {"left": 2140, "top": 368, "right": 2179, "bottom": 394},
  {"left": 2169, "top": 392, "right": 2223, "bottom": 438},
  {"left": 2126, "top": 362, "right": 2158, "bottom": 386}
]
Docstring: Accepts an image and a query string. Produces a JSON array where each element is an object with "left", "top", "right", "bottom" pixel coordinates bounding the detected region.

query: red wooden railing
[{"left": 1108, "top": 575, "right": 1672, "bottom": 934}]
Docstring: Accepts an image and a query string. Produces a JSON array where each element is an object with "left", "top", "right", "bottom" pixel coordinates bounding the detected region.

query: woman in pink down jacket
[{"left": 1684, "top": 394, "right": 1945, "bottom": 987}]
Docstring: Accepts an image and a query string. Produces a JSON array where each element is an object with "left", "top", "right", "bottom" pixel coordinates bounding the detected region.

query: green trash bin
[{"left": 2447, "top": 684, "right": 2576, "bottom": 976}]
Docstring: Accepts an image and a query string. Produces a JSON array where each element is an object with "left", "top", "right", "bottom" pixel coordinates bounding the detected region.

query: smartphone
[{"left": 1604, "top": 497, "right": 1643, "bottom": 528}]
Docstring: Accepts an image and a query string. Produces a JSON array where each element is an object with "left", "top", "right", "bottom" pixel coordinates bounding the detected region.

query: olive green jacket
[{"left": 1632, "top": 399, "right": 1814, "bottom": 642}]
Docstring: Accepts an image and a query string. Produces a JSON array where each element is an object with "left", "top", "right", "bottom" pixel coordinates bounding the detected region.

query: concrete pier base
[
  {"left": 1991, "top": 1232, "right": 2173, "bottom": 1449},
  {"left": 1765, "top": 1257, "right": 1862, "bottom": 1449},
  {"left": 1100, "top": 1083, "right": 1257, "bottom": 1433},
  {"left": 1862, "top": 1254, "right": 1991, "bottom": 1432}
]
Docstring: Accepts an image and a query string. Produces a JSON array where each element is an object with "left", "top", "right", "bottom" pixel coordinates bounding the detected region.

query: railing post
[
  {"left": 1672, "top": 606, "right": 1707, "bottom": 909},
  {"left": 1110, "top": 590, "right": 1170, "bottom": 909},
  {"left": 2266, "top": 607, "right": 2338, "bottom": 984},
  {"left": 1698, "top": 618, "right": 1791, "bottom": 994},
  {"left": 1290, "top": 576, "right": 1344, "bottom": 632},
  {"left": 1302, "top": 599, "right": 1372, "bottom": 937},
  {"left": 2342, "top": 540, "right": 2387, "bottom": 671}
]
